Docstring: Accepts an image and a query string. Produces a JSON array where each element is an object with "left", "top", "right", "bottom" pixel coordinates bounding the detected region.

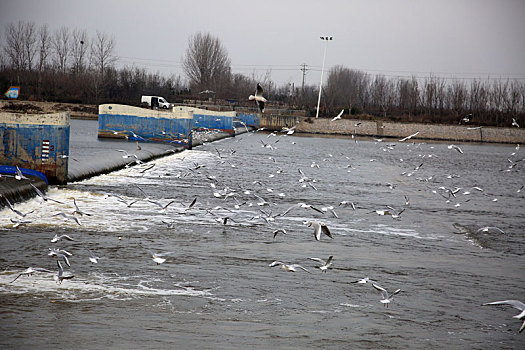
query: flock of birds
[{"left": 1, "top": 85, "right": 524, "bottom": 335}]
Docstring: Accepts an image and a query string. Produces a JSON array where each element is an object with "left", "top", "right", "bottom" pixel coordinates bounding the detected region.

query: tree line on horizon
[{"left": 1, "top": 21, "right": 523, "bottom": 127}]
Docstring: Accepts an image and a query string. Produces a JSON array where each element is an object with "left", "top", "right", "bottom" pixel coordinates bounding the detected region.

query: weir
[{"left": 0, "top": 111, "right": 70, "bottom": 184}]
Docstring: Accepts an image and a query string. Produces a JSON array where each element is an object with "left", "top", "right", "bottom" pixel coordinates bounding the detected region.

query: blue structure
[
  {"left": 236, "top": 113, "right": 260, "bottom": 128},
  {"left": 192, "top": 110, "right": 236, "bottom": 134},
  {"left": 98, "top": 104, "right": 193, "bottom": 146},
  {"left": 0, "top": 112, "right": 70, "bottom": 184}
]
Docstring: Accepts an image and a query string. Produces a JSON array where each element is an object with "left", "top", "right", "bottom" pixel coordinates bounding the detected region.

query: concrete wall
[
  {"left": 263, "top": 116, "right": 525, "bottom": 144},
  {"left": 0, "top": 112, "right": 70, "bottom": 184},
  {"left": 98, "top": 104, "right": 193, "bottom": 142}
]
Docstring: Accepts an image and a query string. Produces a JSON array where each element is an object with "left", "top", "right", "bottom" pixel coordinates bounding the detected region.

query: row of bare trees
[
  {"left": 2, "top": 24, "right": 523, "bottom": 126},
  {"left": 3, "top": 21, "right": 116, "bottom": 76},
  {"left": 321, "top": 65, "right": 525, "bottom": 126}
]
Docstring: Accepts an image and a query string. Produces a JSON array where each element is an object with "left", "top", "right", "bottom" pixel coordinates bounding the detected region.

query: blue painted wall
[
  {"left": 0, "top": 118, "right": 69, "bottom": 184},
  {"left": 192, "top": 114, "right": 234, "bottom": 133},
  {"left": 98, "top": 113, "right": 192, "bottom": 143}
]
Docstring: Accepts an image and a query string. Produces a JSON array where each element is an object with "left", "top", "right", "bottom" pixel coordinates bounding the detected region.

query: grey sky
[{"left": 1, "top": 0, "right": 524, "bottom": 86}]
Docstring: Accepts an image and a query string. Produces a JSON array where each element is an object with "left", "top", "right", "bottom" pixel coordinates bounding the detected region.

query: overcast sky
[{"left": 1, "top": 0, "right": 524, "bottom": 87}]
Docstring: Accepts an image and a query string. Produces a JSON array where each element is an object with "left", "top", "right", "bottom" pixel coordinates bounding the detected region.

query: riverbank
[{"left": 260, "top": 114, "right": 525, "bottom": 144}]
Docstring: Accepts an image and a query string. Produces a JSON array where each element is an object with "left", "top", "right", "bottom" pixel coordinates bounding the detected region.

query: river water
[{"left": 1, "top": 121, "right": 524, "bottom": 349}]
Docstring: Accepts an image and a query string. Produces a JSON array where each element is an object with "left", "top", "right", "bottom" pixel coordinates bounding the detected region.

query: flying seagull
[
  {"left": 51, "top": 233, "right": 75, "bottom": 243},
  {"left": 4, "top": 197, "right": 34, "bottom": 218},
  {"left": 305, "top": 220, "right": 333, "bottom": 241},
  {"left": 86, "top": 248, "right": 102, "bottom": 264},
  {"left": 399, "top": 131, "right": 419, "bottom": 142},
  {"left": 351, "top": 277, "right": 377, "bottom": 284},
  {"left": 512, "top": 118, "right": 520, "bottom": 128},
  {"left": 372, "top": 283, "right": 401, "bottom": 308},
  {"left": 249, "top": 83, "right": 267, "bottom": 113},
  {"left": 308, "top": 256, "right": 333, "bottom": 272},
  {"left": 30, "top": 183, "right": 64, "bottom": 204},
  {"left": 15, "top": 166, "right": 29, "bottom": 181},
  {"left": 332, "top": 109, "right": 344, "bottom": 121},
  {"left": 268, "top": 261, "right": 311, "bottom": 273},
  {"left": 448, "top": 144, "right": 464, "bottom": 154},
  {"left": 54, "top": 260, "right": 74, "bottom": 284},
  {"left": 10, "top": 267, "right": 53, "bottom": 283},
  {"left": 483, "top": 300, "right": 525, "bottom": 333}
]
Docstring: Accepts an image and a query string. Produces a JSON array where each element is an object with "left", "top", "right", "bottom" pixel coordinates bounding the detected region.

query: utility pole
[
  {"left": 300, "top": 63, "right": 308, "bottom": 92},
  {"left": 300, "top": 63, "right": 308, "bottom": 107}
]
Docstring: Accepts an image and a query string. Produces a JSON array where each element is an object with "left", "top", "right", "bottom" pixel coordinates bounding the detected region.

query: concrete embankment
[{"left": 260, "top": 115, "right": 525, "bottom": 144}]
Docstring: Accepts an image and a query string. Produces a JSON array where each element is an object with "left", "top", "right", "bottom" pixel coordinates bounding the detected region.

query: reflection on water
[{"left": 1, "top": 124, "right": 524, "bottom": 349}]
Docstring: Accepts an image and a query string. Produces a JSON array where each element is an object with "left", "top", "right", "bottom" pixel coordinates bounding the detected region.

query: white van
[{"left": 141, "top": 96, "right": 171, "bottom": 109}]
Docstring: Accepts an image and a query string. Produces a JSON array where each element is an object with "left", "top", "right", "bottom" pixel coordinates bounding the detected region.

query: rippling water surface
[{"left": 1, "top": 122, "right": 524, "bottom": 349}]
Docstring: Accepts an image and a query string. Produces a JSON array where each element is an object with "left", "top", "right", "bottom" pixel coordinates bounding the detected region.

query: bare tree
[
  {"left": 21, "top": 21, "right": 37, "bottom": 70},
  {"left": 71, "top": 29, "right": 88, "bottom": 74},
  {"left": 3, "top": 21, "right": 25, "bottom": 71},
  {"left": 52, "top": 26, "right": 70, "bottom": 73},
  {"left": 183, "top": 32, "right": 231, "bottom": 94},
  {"left": 90, "top": 31, "right": 116, "bottom": 76},
  {"left": 37, "top": 24, "right": 51, "bottom": 72}
]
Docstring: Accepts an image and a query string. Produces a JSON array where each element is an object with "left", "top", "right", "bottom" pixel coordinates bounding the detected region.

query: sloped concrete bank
[{"left": 260, "top": 115, "right": 524, "bottom": 144}]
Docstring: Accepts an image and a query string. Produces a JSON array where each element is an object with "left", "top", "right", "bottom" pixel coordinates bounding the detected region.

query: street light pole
[{"left": 315, "top": 36, "right": 332, "bottom": 118}]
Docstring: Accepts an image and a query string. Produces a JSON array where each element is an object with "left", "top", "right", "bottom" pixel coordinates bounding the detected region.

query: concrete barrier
[
  {"left": 0, "top": 111, "right": 70, "bottom": 184},
  {"left": 262, "top": 116, "right": 525, "bottom": 144}
]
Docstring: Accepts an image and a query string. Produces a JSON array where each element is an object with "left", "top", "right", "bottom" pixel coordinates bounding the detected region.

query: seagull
[
  {"left": 249, "top": 83, "right": 267, "bottom": 113},
  {"left": 308, "top": 256, "right": 333, "bottom": 272},
  {"left": 268, "top": 261, "right": 311, "bottom": 273},
  {"left": 512, "top": 118, "right": 520, "bottom": 128},
  {"left": 148, "top": 199, "right": 176, "bottom": 213},
  {"left": 15, "top": 166, "right": 29, "bottom": 181},
  {"left": 51, "top": 233, "right": 75, "bottom": 243},
  {"left": 305, "top": 220, "right": 333, "bottom": 241},
  {"left": 86, "top": 248, "right": 102, "bottom": 264},
  {"left": 150, "top": 251, "right": 171, "bottom": 265},
  {"left": 372, "top": 283, "right": 401, "bottom": 308},
  {"left": 399, "top": 131, "right": 419, "bottom": 142},
  {"left": 10, "top": 267, "right": 53, "bottom": 283},
  {"left": 459, "top": 113, "right": 472, "bottom": 124},
  {"left": 339, "top": 201, "right": 356, "bottom": 210},
  {"left": 281, "top": 202, "right": 323, "bottom": 216},
  {"left": 52, "top": 212, "right": 81, "bottom": 225},
  {"left": 332, "top": 109, "right": 344, "bottom": 121},
  {"left": 483, "top": 300, "right": 525, "bottom": 333},
  {"left": 273, "top": 228, "right": 287, "bottom": 239},
  {"left": 476, "top": 226, "right": 505, "bottom": 234},
  {"left": 10, "top": 218, "right": 32, "bottom": 228},
  {"left": 72, "top": 198, "right": 92, "bottom": 216},
  {"left": 54, "top": 260, "right": 74, "bottom": 284},
  {"left": 4, "top": 197, "right": 34, "bottom": 218},
  {"left": 30, "top": 183, "right": 64, "bottom": 204},
  {"left": 448, "top": 144, "right": 464, "bottom": 154},
  {"left": 351, "top": 277, "right": 377, "bottom": 284},
  {"left": 48, "top": 248, "right": 72, "bottom": 267}
]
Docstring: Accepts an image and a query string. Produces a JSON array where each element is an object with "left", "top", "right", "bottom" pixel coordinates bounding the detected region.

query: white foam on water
[{"left": 0, "top": 270, "right": 212, "bottom": 302}]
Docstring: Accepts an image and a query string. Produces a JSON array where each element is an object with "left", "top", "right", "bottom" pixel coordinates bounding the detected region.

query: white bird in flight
[
  {"left": 269, "top": 261, "right": 311, "bottom": 273},
  {"left": 448, "top": 144, "right": 464, "bottom": 154},
  {"left": 372, "top": 283, "right": 401, "bottom": 308},
  {"left": 308, "top": 256, "right": 333, "bottom": 272},
  {"left": 249, "top": 83, "right": 267, "bottom": 113},
  {"left": 399, "top": 131, "right": 419, "bottom": 142},
  {"left": 483, "top": 300, "right": 525, "bottom": 333},
  {"left": 305, "top": 220, "right": 333, "bottom": 241},
  {"left": 10, "top": 267, "right": 53, "bottom": 283},
  {"left": 332, "top": 109, "right": 344, "bottom": 121}
]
